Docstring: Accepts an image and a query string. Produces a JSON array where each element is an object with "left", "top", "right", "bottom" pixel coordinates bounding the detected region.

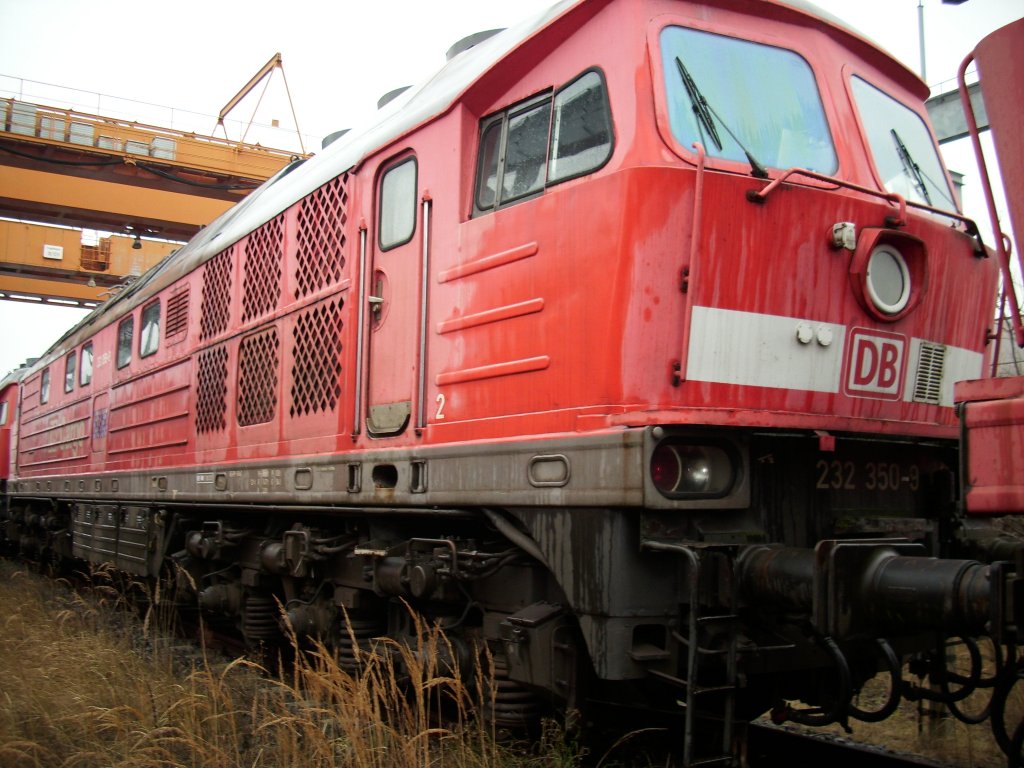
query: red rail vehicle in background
[
  {"left": 0, "top": 369, "right": 22, "bottom": 496},
  {"left": 956, "top": 17, "right": 1024, "bottom": 527},
  {"left": 2, "top": 1, "right": 1021, "bottom": 764}
]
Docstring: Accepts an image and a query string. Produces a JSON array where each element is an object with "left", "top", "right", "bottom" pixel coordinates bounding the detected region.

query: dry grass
[
  {"left": 774, "top": 697, "right": 1007, "bottom": 767},
  {"left": 1, "top": 560, "right": 1017, "bottom": 767},
  {"left": 765, "top": 636, "right": 1023, "bottom": 767},
  {"left": 0, "top": 562, "right": 585, "bottom": 768}
]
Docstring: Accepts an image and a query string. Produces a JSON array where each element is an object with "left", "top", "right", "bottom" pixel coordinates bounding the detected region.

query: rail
[
  {"left": 746, "top": 166, "right": 991, "bottom": 249},
  {"left": 748, "top": 723, "right": 955, "bottom": 767}
]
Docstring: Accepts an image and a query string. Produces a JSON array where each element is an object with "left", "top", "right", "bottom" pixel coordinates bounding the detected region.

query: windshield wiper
[
  {"left": 675, "top": 56, "right": 722, "bottom": 152},
  {"left": 674, "top": 57, "right": 768, "bottom": 179},
  {"left": 891, "top": 128, "right": 932, "bottom": 206}
]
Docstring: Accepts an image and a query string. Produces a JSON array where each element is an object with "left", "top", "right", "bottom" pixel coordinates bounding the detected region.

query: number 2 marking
[{"left": 435, "top": 393, "right": 446, "bottom": 420}]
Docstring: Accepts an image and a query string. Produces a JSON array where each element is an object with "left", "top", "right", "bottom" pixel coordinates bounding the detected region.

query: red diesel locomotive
[
  {"left": 2, "top": 0, "right": 1021, "bottom": 763},
  {"left": 0, "top": 369, "right": 22, "bottom": 495}
]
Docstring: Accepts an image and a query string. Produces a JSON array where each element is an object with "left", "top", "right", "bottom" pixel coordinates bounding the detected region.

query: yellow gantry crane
[{"left": 0, "top": 55, "right": 307, "bottom": 307}]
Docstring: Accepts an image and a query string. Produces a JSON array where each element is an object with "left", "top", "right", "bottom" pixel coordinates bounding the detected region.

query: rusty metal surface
[
  {"left": 975, "top": 18, "right": 1024, "bottom": 280},
  {"left": 958, "top": 374, "right": 1024, "bottom": 514}
]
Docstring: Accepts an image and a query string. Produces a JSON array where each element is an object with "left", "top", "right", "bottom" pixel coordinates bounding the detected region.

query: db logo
[{"left": 843, "top": 328, "right": 907, "bottom": 400}]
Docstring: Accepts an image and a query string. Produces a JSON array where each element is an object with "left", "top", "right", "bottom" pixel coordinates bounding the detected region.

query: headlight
[
  {"left": 865, "top": 244, "right": 911, "bottom": 315},
  {"left": 650, "top": 442, "right": 736, "bottom": 498},
  {"left": 847, "top": 228, "right": 926, "bottom": 323}
]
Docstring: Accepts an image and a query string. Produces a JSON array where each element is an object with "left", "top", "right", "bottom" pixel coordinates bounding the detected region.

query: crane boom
[{"left": 214, "top": 53, "right": 305, "bottom": 154}]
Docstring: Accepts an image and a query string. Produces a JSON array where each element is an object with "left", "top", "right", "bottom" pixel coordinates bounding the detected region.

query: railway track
[
  {"left": 748, "top": 723, "right": 965, "bottom": 768},
  {"left": 4, "top": 555, "right": 1016, "bottom": 767}
]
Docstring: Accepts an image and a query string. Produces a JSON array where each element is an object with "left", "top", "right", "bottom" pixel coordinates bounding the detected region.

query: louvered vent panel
[
  {"left": 200, "top": 249, "right": 233, "bottom": 341},
  {"left": 238, "top": 329, "right": 280, "bottom": 426},
  {"left": 290, "top": 299, "right": 344, "bottom": 418},
  {"left": 165, "top": 286, "right": 190, "bottom": 344},
  {"left": 196, "top": 347, "right": 229, "bottom": 433},
  {"left": 295, "top": 174, "right": 348, "bottom": 299},
  {"left": 242, "top": 215, "right": 284, "bottom": 323},
  {"left": 913, "top": 342, "right": 946, "bottom": 404}
]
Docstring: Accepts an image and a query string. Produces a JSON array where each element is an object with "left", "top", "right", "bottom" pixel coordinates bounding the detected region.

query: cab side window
[
  {"left": 378, "top": 158, "right": 417, "bottom": 250},
  {"left": 500, "top": 98, "right": 552, "bottom": 202},
  {"left": 117, "top": 317, "right": 134, "bottom": 369},
  {"left": 80, "top": 342, "right": 94, "bottom": 386},
  {"left": 140, "top": 300, "right": 161, "bottom": 358},
  {"left": 65, "top": 351, "right": 77, "bottom": 393},
  {"left": 548, "top": 71, "right": 614, "bottom": 183},
  {"left": 474, "top": 69, "right": 613, "bottom": 215},
  {"left": 40, "top": 368, "right": 50, "bottom": 404}
]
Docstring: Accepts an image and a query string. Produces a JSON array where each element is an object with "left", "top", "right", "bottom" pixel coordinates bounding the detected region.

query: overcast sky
[{"left": 0, "top": 0, "right": 1021, "bottom": 377}]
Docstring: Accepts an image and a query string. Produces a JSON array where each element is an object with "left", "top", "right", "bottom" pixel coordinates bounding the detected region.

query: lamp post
[{"left": 918, "top": 0, "right": 927, "bottom": 81}]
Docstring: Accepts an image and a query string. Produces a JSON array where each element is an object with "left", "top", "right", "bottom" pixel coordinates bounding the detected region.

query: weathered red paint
[
  {"left": 955, "top": 17, "right": 1024, "bottom": 515},
  {"left": 957, "top": 377, "right": 1024, "bottom": 514},
  {"left": 974, "top": 18, "right": 1024, "bottom": 290},
  {"left": 7, "top": 0, "right": 1001, "bottom": 480}
]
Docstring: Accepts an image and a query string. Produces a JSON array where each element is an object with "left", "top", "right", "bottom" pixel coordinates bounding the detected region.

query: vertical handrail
[
  {"left": 675, "top": 142, "right": 706, "bottom": 386},
  {"left": 991, "top": 290, "right": 1007, "bottom": 378},
  {"left": 681, "top": 545, "right": 701, "bottom": 766},
  {"left": 958, "top": 52, "right": 1024, "bottom": 349},
  {"left": 352, "top": 226, "right": 368, "bottom": 438},
  {"left": 722, "top": 550, "right": 738, "bottom": 759},
  {"left": 416, "top": 197, "right": 432, "bottom": 432}
]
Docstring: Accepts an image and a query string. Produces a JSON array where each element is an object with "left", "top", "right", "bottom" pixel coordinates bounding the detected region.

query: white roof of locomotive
[
  {"left": 37, "top": 0, "right": 890, "bottom": 366},
  {"left": 187, "top": 0, "right": 578, "bottom": 262},
  {"left": 49, "top": 0, "right": 581, "bottom": 350}
]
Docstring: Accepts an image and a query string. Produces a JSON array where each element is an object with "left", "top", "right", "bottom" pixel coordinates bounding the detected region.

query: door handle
[{"left": 369, "top": 275, "right": 385, "bottom": 319}]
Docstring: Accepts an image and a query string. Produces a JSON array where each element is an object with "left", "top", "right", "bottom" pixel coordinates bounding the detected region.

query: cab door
[{"left": 365, "top": 155, "right": 419, "bottom": 437}]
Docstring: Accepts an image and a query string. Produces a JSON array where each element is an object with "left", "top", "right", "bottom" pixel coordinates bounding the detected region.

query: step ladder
[{"left": 643, "top": 541, "right": 741, "bottom": 767}]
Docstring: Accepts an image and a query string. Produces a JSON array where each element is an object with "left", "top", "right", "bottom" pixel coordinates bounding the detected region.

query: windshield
[
  {"left": 660, "top": 26, "right": 837, "bottom": 173},
  {"left": 850, "top": 76, "right": 957, "bottom": 210}
]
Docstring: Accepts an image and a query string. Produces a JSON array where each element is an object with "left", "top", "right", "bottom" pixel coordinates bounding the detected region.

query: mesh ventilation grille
[
  {"left": 238, "top": 329, "right": 280, "bottom": 426},
  {"left": 913, "top": 342, "right": 946, "bottom": 405},
  {"left": 242, "top": 215, "right": 284, "bottom": 323},
  {"left": 290, "top": 299, "right": 344, "bottom": 418},
  {"left": 295, "top": 174, "right": 348, "bottom": 299},
  {"left": 200, "top": 249, "right": 233, "bottom": 341},
  {"left": 196, "top": 347, "right": 229, "bottom": 433}
]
